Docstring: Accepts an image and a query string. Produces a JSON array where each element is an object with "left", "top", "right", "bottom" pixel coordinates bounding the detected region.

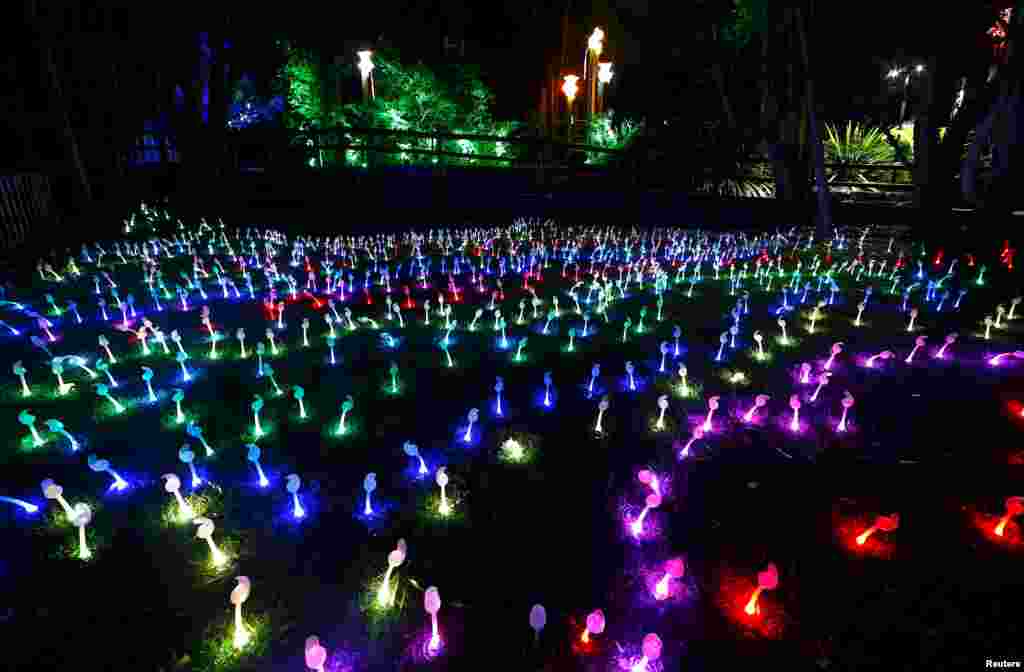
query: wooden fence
[{"left": 0, "top": 174, "right": 58, "bottom": 253}]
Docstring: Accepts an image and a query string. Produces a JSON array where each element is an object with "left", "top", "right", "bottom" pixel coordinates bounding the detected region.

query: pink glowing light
[
  {"left": 989, "top": 351, "right": 1024, "bottom": 367},
  {"left": 630, "top": 493, "right": 662, "bottom": 538},
  {"left": 580, "top": 608, "right": 605, "bottom": 643},
  {"left": 742, "top": 395, "right": 770, "bottom": 423},
  {"left": 702, "top": 396, "right": 720, "bottom": 433},
  {"left": 824, "top": 342, "right": 843, "bottom": 370},
  {"left": 788, "top": 395, "right": 801, "bottom": 432},
  {"left": 637, "top": 469, "right": 661, "bottom": 497},
  {"left": 905, "top": 336, "right": 927, "bottom": 364},
  {"left": 305, "top": 636, "right": 328, "bottom": 672},
  {"left": 629, "top": 633, "right": 662, "bottom": 672},
  {"left": 679, "top": 426, "right": 703, "bottom": 459},
  {"left": 744, "top": 563, "right": 779, "bottom": 617},
  {"left": 935, "top": 333, "right": 957, "bottom": 359},
  {"left": 865, "top": 350, "right": 894, "bottom": 368},
  {"left": 836, "top": 391, "right": 855, "bottom": 432},
  {"left": 654, "top": 557, "right": 685, "bottom": 600},
  {"left": 799, "top": 362, "right": 811, "bottom": 384}
]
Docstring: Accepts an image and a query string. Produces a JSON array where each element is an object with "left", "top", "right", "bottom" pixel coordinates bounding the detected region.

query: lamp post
[
  {"left": 357, "top": 50, "right": 375, "bottom": 102},
  {"left": 597, "top": 62, "right": 614, "bottom": 116},
  {"left": 887, "top": 64, "right": 924, "bottom": 125},
  {"left": 586, "top": 28, "right": 605, "bottom": 119},
  {"left": 562, "top": 75, "right": 579, "bottom": 137}
]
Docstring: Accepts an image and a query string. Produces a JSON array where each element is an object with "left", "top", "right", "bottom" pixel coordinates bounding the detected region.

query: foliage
[
  {"left": 823, "top": 122, "right": 894, "bottom": 165},
  {"left": 274, "top": 40, "right": 322, "bottom": 130},
  {"left": 584, "top": 112, "right": 644, "bottom": 165},
  {"left": 228, "top": 74, "right": 284, "bottom": 129},
  {"left": 719, "top": 0, "right": 771, "bottom": 49}
]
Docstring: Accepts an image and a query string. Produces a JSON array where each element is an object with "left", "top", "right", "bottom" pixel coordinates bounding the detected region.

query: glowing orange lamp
[
  {"left": 995, "top": 497, "right": 1024, "bottom": 537},
  {"left": 744, "top": 563, "right": 778, "bottom": 616},
  {"left": 856, "top": 513, "right": 899, "bottom": 546}
]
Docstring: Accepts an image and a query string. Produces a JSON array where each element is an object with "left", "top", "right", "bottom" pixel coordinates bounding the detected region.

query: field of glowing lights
[{"left": 1, "top": 216, "right": 1024, "bottom": 671}]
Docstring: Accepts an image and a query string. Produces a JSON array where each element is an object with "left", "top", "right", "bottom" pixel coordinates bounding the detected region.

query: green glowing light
[{"left": 195, "top": 613, "right": 270, "bottom": 672}]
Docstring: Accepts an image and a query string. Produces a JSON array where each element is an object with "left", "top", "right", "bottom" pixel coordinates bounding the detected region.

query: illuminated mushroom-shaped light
[
  {"left": 230, "top": 576, "right": 251, "bottom": 650},
  {"left": 655, "top": 394, "right": 669, "bottom": 430},
  {"left": 824, "top": 342, "right": 843, "bottom": 370},
  {"left": 655, "top": 557, "right": 685, "bottom": 600},
  {"left": 597, "top": 61, "right": 614, "bottom": 84},
  {"left": 436, "top": 466, "right": 451, "bottom": 516},
  {"left": 631, "top": 633, "right": 662, "bottom": 672},
  {"left": 305, "top": 636, "right": 328, "bottom": 672},
  {"left": 424, "top": 586, "right": 442, "bottom": 652},
  {"left": 286, "top": 473, "right": 305, "bottom": 519},
  {"left": 404, "top": 441, "right": 428, "bottom": 475},
  {"left": 246, "top": 443, "right": 269, "bottom": 487},
  {"left": 41, "top": 479, "right": 74, "bottom": 520},
  {"left": 837, "top": 391, "right": 855, "bottom": 432},
  {"left": 789, "top": 395, "right": 802, "bottom": 432},
  {"left": 595, "top": 395, "right": 610, "bottom": 434},
  {"left": 631, "top": 492, "right": 662, "bottom": 539},
  {"left": 163, "top": 473, "right": 195, "bottom": 521},
  {"left": 363, "top": 472, "right": 376, "bottom": 516},
  {"left": 194, "top": 516, "right": 227, "bottom": 567},
  {"left": 995, "top": 496, "right": 1024, "bottom": 537},
  {"left": 377, "top": 538, "right": 406, "bottom": 607},
  {"left": 463, "top": 408, "right": 479, "bottom": 443},
  {"left": 936, "top": 332, "right": 957, "bottom": 359},
  {"left": 72, "top": 502, "right": 93, "bottom": 561},
  {"left": 743, "top": 395, "right": 770, "bottom": 423},
  {"left": 856, "top": 512, "right": 899, "bottom": 546},
  {"left": 529, "top": 604, "right": 546, "bottom": 645},
  {"left": 744, "top": 562, "right": 779, "bottom": 616},
  {"left": 580, "top": 608, "right": 605, "bottom": 643},
  {"left": 87, "top": 453, "right": 129, "bottom": 492},
  {"left": 702, "top": 395, "right": 720, "bottom": 433}
]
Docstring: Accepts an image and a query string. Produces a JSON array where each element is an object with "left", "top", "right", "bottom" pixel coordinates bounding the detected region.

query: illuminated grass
[
  {"left": 50, "top": 527, "right": 107, "bottom": 563},
  {"left": 194, "top": 612, "right": 271, "bottom": 672},
  {"left": 360, "top": 571, "right": 409, "bottom": 628},
  {"left": 675, "top": 381, "right": 703, "bottom": 401},
  {"left": 497, "top": 434, "right": 539, "bottom": 465},
  {"left": 160, "top": 490, "right": 218, "bottom": 528},
  {"left": 325, "top": 417, "right": 362, "bottom": 441},
  {"left": 720, "top": 369, "right": 751, "bottom": 388},
  {"left": 418, "top": 491, "right": 468, "bottom": 526},
  {"left": 747, "top": 349, "right": 775, "bottom": 364},
  {"left": 243, "top": 420, "right": 278, "bottom": 443},
  {"left": 192, "top": 535, "right": 242, "bottom": 583}
]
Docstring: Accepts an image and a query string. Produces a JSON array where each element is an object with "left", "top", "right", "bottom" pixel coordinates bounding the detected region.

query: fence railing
[
  {"left": 124, "top": 126, "right": 944, "bottom": 201},
  {"left": 0, "top": 174, "right": 58, "bottom": 253}
]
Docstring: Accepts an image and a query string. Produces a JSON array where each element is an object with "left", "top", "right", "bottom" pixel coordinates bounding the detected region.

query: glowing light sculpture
[
  {"left": 702, "top": 396, "right": 720, "bottom": 433},
  {"left": 655, "top": 395, "right": 669, "bottom": 430},
  {"left": 390, "top": 362, "right": 400, "bottom": 394},
  {"left": 194, "top": 516, "right": 227, "bottom": 567},
  {"left": 595, "top": 396, "right": 610, "bottom": 434},
  {"left": 286, "top": 473, "right": 305, "bottom": 518},
  {"left": 246, "top": 444, "right": 269, "bottom": 487},
  {"left": 0, "top": 495, "right": 38, "bottom": 514},
  {"left": 744, "top": 562, "right": 779, "bottom": 616},
  {"left": 824, "top": 342, "right": 843, "bottom": 371},
  {"left": 856, "top": 513, "right": 899, "bottom": 546},
  {"left": 98, "top": 335, "right": 117, "bottom": 363},
  {"left": 363, "top": 473, "right": 376, "bottom": 515},
  {"left": 251, "top": 395, "right": 265, "bottom": 437},
  {"left": 543, "top": 371, "right": 554, "bottom": 407},
  {"left": 162, "top": 473, "right": 195, "bottom": 521},
  {"left": 425, "top": 586, "right": 442, "bottom": 652},
  {"left": 230, "top": 576, "right": 252, "bottom": 650},
  {"left": 936, "top": 333, "right": 957, "bottom": 359},
  {"left": 237, "top": 328, "right": 248, "bottom": 358},
  {"left": 44, "top": 418, "right": 78, "bottom": 452},
  {"left": 179, "top": 445, "right": 201, "bottom": 487},
  {"left": 404, "top": 441, "right": 428, "bottom": 475},
  {"left": 301, "top": 318, "right": 310, "bottom": 347},
  {"left": 905, "top": 336, "right": 927, "bottom": 364},
  {"left": 788, "top": 395, "right": 802, "bottom": 431},
  {"left": 141, "top": 366, "right": 157, "bottom": 402},
  {"left": 630, "top": 633, "right": 662, "bottom": 672},
  {"left": 515, "top": 337, "right": 528, "bottom": 361},
  {"left": 72, "top": 503, "right": 93, "bottom": 560},
  {"left": 87, "top": 453, "right": 129, "bottom": 491},
  {"left": 19, "top": 410, "right": 45, "bottom": 447},
  {"left": 625, "top": 361, "right": 636, "bottom": 391},
  {"left": 172, "top": 388, "right": 185, "bottom": 423},
  {"left": 186, "top": 421, "right": 215, "bottom": 457},
  {"left": 51, "top": 359, "right": 73, "bottom": 396},
  {"left": 337, "top": 395, "right": 354, "bottom": 435},
  {"left": 494, "top": 377, "right": 504, "bottom": 416},
  {"left": 679, "top": 426, "right": 703, "bottom": 459},
  {"left": 589, "top": 363, "right": 601, "bottom": 395},
  {"left": 175, "top": 350, "right": 191, "bottom": 382},
  {"left": 463, "top": 408, "right": 479, "bottom": 443},
  {"left": 305, "top": 636, "right": 328, "bottom": 672},
  {"left": 865, "top": 350, "right": 894, "bottom": 368},
  {"left": 436, "top": 466, "right": 451, "bottom": 516},
  {"left": 809, "top": 372, "right": 831, "bottom": 402},
  {"left": 580, "top": 608, "right": 605, "bottom": 643},
  {"left": 995, "top": 496, "right": 1024, "bottom": 537},
  {"left": 631, "top": 492, "right": 662, "bottom": 538},
  {"left": 377, "top": 538, "right": 406, "bottom": 607},
  {"left": 836, "top": 391, "right": 855, "bottom": 432},
  {"left": 529, "top": 604, "right": 546, "bottom": 646},
  {"left": 13, "top": 361, "right": 30, "bottom": 397},
  {"left": 655, "top": 557, "right": 685, "bottom": 600},
  {"left": 293, "top": 386, "right": 306, "bottom": 419},
  {"left": 854, "top": 302, "right": 866, "bottom": 327},
  {"left": 743, "top": 395, "right": 770, "bottom": 423},
  {"left": 777, "top": 318, "right": 789, "bottom": 344},
  {"left": 42, "top": 479, "right": 74, "bottom": 520}
]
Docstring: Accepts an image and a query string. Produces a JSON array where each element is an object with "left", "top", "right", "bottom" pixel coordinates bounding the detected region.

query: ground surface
[{"left": 0, "top": 219, "right": 1022, "bottom": 671}]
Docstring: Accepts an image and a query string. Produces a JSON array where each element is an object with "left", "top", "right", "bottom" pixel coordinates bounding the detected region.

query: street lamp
[
  {"left": 596, "top": 62, "right": 613, "bottom": 115},
  {"left": 562, "top": 75, "right": 579, "bottom": 131},
  {"left": 357, "top": 50, "right": 375, "bottom": 101}
]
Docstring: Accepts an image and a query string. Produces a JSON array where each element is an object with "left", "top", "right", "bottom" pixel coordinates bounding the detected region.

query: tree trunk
[
  {"left": 985, "top": 1, "right": 1023, "bottom": 231},
  {"left": 43, "top": 20, "right": 93, "bottom": 206},
  {"left": 962, "top": 107, "right": 995, "bottom": 204},
  {"left": 795, "top": 4, "right": 832, "bottom": 238}
]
